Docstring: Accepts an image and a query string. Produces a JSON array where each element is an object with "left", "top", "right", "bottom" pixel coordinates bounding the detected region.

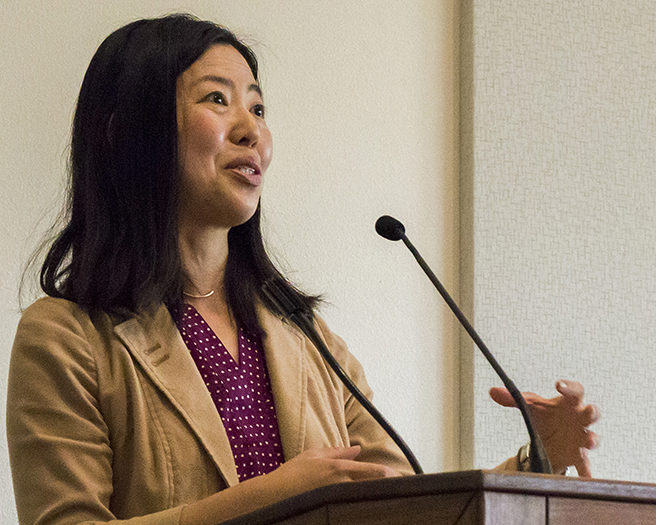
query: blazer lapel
[
  {"left": 258, "top": 307, "right": 308, "bottom": 461},
  {"left": 114, "top": 304, "right": 240, "bottom": 487}
]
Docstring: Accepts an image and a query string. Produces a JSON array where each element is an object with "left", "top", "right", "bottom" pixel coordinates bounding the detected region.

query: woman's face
[{"left": 176, "top": 44, "right": 273, "bottom": 230}]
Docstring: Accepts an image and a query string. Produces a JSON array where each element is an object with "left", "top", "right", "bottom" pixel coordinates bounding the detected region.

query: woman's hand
[
  {"left": 181, "top": 446, "right": 400, "bottom": 525},
  {"left": 262, "top": 446, "right": 401, "bottom": 500},
  {"left": 489, "top": 380, "right": 600, "bottom": 477}
]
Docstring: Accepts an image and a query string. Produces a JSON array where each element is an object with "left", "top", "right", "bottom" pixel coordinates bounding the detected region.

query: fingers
[
  {"left": 583, "top": 429, "right": 599, "bottom": 450},
  {"left": 581, "top": 403, "right": 601, "bottom": 426},
  {"left": 329, "top": 445, "right": 362, "bottom": 460},
  {"left": 555, "top": 380, "right": 584, "bottom": 402},
  {"left": 492, "top": 380, "right": 589, "bottom": 407},
  {"left": 574, "top": 448, "right": 592, "bottom": 478},
  {"left": 319, "top": 448, "right": 400, "bottom": 483},
  {"left": 263, "top": 446, "right": 398, "bottom": 506},
  {"left": 488, "top": 387, "right": 517, "bottom": 407},
  {"left": 342, "top": 461, "right": 402, "bottom": 481},
  {"left": 556, "top": 380, "right": 601, "bottom": 427},
  {"left": 296, "top": 446, "right": 397, "bottom": 482},
  {"left": 303, "top": 446, "right": 362, "bottom": 461},
  {"left": 490, "top": 380, "right": 599, "bottom": 479},
  {"left": 489, "top": 387, "right": 546, "bottom": 410}
]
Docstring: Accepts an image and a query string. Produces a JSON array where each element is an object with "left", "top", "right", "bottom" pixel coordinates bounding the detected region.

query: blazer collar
[
  {"left": 257, "top": 306, "right": 308, "bottom": 461},
  {"left": 113, "top": 303, "right": 311, "bottom": 483},
  {"left": 113, "top": 304, "right": 240, "bottom": 487}
]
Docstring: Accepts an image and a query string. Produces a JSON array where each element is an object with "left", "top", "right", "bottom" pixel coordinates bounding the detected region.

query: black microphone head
[{"left": 375, "top": 215, "right": 406, "bottom": 241}]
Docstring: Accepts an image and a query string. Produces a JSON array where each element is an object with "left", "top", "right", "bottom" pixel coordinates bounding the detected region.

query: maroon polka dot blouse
[{"left": 171, "top": 304, "right": 284, "bottom": 481}]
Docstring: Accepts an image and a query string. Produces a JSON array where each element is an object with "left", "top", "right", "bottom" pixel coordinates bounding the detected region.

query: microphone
[
  {"left": 375, "top": 215, "right": 552, "bottom": 474},
  {"left": 261, "top": 277, "right": 423, "bottom": 475},
  {"left": 375, "top": 215, "right": 406, "bottom": 241}
]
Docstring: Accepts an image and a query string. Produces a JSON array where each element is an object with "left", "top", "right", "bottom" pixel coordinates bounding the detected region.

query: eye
[
  {"left": 206, "top": 91, "right": 227, "bottom": 105},
  {"left": 252, "top": 104, "right": 266, "bottom": 118}
]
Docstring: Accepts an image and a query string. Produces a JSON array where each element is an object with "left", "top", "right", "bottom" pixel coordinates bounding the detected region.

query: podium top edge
[{"left": 220, "top": 470, "right": 656, "bottom": 525}]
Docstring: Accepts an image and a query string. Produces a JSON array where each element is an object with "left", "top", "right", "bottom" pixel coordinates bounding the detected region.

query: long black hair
[{"left": 40, "top": 14, "right": 318, "bottom": 334}]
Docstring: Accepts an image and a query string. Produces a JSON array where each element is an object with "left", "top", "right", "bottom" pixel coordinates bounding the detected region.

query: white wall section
[
  {"left": 460, "top": 1, "right": 656, "bottom": 481},
  {"left": 0, "top": 2, "right": 459, "bottom": 522}
]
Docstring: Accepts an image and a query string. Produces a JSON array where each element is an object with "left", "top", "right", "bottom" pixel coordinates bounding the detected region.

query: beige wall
[
  {"left": 4, "top": 1, "right": 653, "bottom": 521},
  {"left": 461, "top": 1, "right": 656, "bottom": 481},
  {"left": 0, "top": 1, "right": 460, "bottom": 521}
]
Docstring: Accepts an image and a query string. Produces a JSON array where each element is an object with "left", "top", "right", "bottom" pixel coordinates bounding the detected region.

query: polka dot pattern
[{"left": 171, "top": 304, "right": 284, "bottom": 481}]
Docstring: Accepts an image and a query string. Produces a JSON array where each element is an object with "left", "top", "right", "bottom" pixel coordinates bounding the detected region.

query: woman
[{"left": 7, "top": 14, "right": 598, "bottom": 525}]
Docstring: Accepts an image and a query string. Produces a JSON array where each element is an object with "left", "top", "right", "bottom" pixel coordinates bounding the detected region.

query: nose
[{"left": 229, "top": 105, "right": 260, "bottom": 147}]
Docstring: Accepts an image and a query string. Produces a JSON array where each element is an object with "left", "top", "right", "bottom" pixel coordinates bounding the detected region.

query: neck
[{"left": 178, "top": 223, "right": 229, "bottom": 300}]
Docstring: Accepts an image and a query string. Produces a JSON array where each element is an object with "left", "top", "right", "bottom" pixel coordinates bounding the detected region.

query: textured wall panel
[{"left": 461, "top": 1, "right": 656, "bottom": 481}]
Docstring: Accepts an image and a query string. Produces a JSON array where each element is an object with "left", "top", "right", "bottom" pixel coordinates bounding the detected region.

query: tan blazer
[{"left": 7, "top": 297, "right": 412, "bottom": 525}]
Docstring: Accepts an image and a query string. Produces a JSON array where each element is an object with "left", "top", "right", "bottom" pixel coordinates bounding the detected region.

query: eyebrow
[{"left": 196, "top": 75, "right": 263, "bottom": 97}]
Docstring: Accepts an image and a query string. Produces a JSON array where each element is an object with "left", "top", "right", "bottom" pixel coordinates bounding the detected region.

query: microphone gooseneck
[
  {"left": 261, "top": 278, "right": 423, "bottom": 475},
  {"left": 376, "top": 215, "right": 552, "bottom": 474}
]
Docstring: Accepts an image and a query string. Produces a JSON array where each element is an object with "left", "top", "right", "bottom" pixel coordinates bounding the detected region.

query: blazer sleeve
[
  {"left": 311, "top": 316, "right": 523, "bottom": 476},
  {"left": 6, "top": 299, "right": 183, "bottom": 525},
  {"left": 313, "top": 316, "right": 415, "bottom": 476}
]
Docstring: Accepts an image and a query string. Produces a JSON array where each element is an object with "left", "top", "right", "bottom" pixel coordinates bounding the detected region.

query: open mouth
[{"left": 228, "top": 165, "right": 262, "bottom": 186}]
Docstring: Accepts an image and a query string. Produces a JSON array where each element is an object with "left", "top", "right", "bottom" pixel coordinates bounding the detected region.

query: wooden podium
[{"left": 221, "top": 470, "right": 656, "bottom": 525}]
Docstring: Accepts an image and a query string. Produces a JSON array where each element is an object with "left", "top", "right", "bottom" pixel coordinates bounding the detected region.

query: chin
[{"left": 224, "top": 204, "right": 259, "bottom": 229}]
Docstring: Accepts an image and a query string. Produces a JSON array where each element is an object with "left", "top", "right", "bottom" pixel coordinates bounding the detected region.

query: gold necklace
[{"left": 182, "top": 290, "right": 215, "bottom": 299}]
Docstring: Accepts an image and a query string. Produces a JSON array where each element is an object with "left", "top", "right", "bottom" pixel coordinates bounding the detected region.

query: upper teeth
[{"left": 238, "top": 166, "right": 255, "bottom": 174}]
